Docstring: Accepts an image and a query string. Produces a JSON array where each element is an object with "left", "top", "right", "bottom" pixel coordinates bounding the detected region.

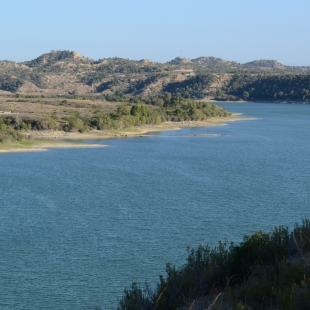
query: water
[{"left": 0, "top": 102, "right": 309, "bottom": 309}]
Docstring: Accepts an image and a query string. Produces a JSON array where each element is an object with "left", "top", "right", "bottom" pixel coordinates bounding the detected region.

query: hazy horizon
[{"left": 1, "top": 50, "right": 308, "bottom": 67}]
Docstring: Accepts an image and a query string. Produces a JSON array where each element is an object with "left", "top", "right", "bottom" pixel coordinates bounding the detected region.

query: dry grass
[{"left": 0, "top": 95, "right": 124, "bottom": 119}]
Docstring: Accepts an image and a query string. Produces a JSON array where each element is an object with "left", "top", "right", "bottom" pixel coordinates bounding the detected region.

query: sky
[{"left": 1, "top": 0, "right": 309, "bottom": 65}]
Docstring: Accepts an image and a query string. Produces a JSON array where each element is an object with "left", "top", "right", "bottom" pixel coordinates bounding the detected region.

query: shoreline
[
  {"left": 0, "top": 141, "right": 106, "bottom": 154},
  {"left": 0, "top": 116, "right": 251, "bottom": 154},
  {"left": 57, "top": 116, "right": 251, "bottom": 140}
]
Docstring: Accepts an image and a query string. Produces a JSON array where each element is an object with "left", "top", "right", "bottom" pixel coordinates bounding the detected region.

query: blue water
[{"left": 0, "top": 103, "right": 309, "bottom": 309}]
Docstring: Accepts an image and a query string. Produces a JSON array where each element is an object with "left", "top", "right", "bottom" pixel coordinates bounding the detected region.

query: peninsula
[{"left": 0, "top": 91, "right": 246, "bottom": 153}]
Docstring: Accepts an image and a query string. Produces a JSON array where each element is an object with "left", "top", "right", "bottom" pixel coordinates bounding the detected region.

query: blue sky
[{"left": 1, "top": 0, "right": 309, "bottom": 65}]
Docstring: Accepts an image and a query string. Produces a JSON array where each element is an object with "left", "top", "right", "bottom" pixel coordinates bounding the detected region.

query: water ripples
[{"left": 0, "top": 103, "right": 309, "bottom": 309}]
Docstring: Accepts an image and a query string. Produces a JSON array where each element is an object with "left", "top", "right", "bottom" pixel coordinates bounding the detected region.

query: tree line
[
  {"left": 157, "top": 73, "right": 310, "bottom": 101},
  {"left": 19, "top": 100, "right": 229, "bottom": 132},
  {"left": 223, "top": 73, "right": 310, "bottom": 101},
  {"left": 0, "top": 96, "right": 230, "bottom": 142}
]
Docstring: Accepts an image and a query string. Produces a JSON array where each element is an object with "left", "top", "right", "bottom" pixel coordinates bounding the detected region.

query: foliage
[
  {"left": 0, "top": 76, "right": 23, "bottom": 92},
  {"left": 118, "top": 219, "right": 310, "bottom": 310},
  {"left": 162, "top": 74, "right": 216, "bottom": 99},
  {"left": 0, "top": 95, "right": 228, "bottom": 139},
  {"left": 224, "top": 74, "right": 310, "bottom": 101},
  {"left": 125, "top": 75, "right": 161, "bottom": 94},
  {"left": 1, "top": 51, "right": 310, "bottom": 102},
  {"left": 117, "top": 283, "right": 155, "bottom": 310},
  {"left": 81, "top": 58, "right": 164, "bottom": 85},
  {"left": 0, "top": 117, "right": 23, "bottom": 142}
]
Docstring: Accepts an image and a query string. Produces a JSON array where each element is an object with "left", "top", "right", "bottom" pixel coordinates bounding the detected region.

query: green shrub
[
  {"left": 117, "top": 283, "right": 155, "bottom": 310},
  {"left": 118, "top": 220, "right": 310, "bottom": 310}
]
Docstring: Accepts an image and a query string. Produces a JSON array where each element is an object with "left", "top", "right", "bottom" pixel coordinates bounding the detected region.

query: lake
[{"left": 0, "top": 102, "right": 309, "bottom": 309}]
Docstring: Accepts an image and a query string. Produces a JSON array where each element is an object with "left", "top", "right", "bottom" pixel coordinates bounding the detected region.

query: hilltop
[{"left": 1, "top": 50, "right": 310, "bottom": 101}]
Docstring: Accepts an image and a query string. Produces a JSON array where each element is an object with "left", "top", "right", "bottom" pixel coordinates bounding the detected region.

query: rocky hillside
[{"left": 1, "top": 50, "right": 310, "bottom": 101}]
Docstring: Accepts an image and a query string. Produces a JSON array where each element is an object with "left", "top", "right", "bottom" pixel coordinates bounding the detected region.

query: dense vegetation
[
  {"left": 0, "top": 116, "right": 23, "bottom": 142},
  {"left": 158, "top": 73, "right": 310, "bottom": 101},
  {"left": 0, "top": 95, "right": 230, "bottom": 142},
  {"left": 20, "top": 99, "right": 229, "bottom": 132},
  {"left": 223, "top": 74, "right": 310, "bottom": 101},
  {"left": 0, "top": 76, "right": 24, "bottom": 92},
  {"left": 117, "top": 219, "right": 310, "bottom": 310}
]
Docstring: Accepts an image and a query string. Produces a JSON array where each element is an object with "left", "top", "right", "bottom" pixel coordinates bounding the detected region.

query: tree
[
  {"left": 117, "top": 105, "right": 130, "bottom": 116},
  {"left": 130, "top": 105, "right": 150, "bottom": 117},
  {"left": 243, "top": 91, "right": 250, "bottom": 99},
  {"left": 216, "top": 89, "right": 224, "bottom": 97}
]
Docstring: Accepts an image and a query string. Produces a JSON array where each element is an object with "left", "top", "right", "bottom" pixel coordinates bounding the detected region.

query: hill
[{"left": 0, "top": 50, "right": 310, "bottom": 101}]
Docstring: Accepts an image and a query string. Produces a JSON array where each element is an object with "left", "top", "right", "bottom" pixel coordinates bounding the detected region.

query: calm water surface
[{"left": 0, "top": 103, "right": 309, "bottom": 309}]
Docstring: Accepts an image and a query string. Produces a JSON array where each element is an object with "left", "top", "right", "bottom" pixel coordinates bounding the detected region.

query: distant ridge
[
  {"left": 243, "top": 59, "right": 285, "bottom": 70},
  {"left": 166, "top": 57, "right": 192, "bottom": 65},
  {"left": 0, "top": 50, "right": 309, "bottom": 100},
  {"left": 164, "top": 55, "right": 301, "bottom": 72},
  {"left": 6, "top": 50, "right": 307, "bottom": 70},
  {"left": 192, "top": 56, "right": 238, "bottom": 66},
  {"left": 24, "top": 50, "right": 89, "bottom": 67}
]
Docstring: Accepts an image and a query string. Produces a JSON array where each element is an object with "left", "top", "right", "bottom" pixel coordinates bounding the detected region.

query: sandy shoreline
[
  {"left": 0, "top": 116, "right": 251, "bottom": 153},
  {"left": 57, "top": 116, "right": 250, "bottom": 140},
  {"left": 0, "top": 142, "right": 106, "bottom": 154}
]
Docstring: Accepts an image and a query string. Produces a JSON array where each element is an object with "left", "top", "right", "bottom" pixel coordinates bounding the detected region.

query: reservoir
[{"left": 0, "top": 102, "right": 309, "bottom": 309}]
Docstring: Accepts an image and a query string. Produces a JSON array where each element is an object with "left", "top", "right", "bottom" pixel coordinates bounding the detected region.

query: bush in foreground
[{"left": 118, "top": 219, "right": 310, "bottom": 310}]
